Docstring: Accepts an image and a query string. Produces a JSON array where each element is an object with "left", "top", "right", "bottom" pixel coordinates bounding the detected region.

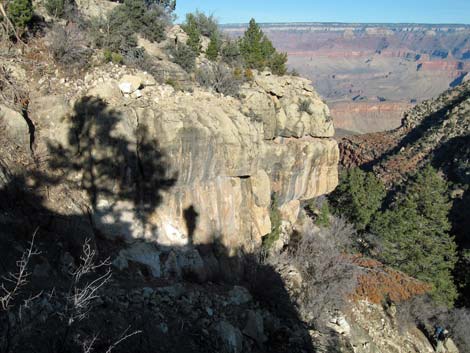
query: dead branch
[
  {"left": 0, "top": 228, "right": 40, "bottom": 311},
  {"left": 105, "top": 327, "right": 142, "bottom": 353}
]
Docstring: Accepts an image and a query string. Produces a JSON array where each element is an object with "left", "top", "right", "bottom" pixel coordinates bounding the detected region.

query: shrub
[
  {"left": 145, "top": 0, "right": 175, "bottom": 11},
  {"left": 273, "top": 217, "right": 358, "bottom": 329},
  {"left": 269, "top": 51, "right": 288, "bottom": 75},
  {"left": 49, "top": 25, "right": 91, "bottom": 71},
  {"left": 103, "top": 49, "right": 123, "bottom": 64},
  {"left": 262, "top": 195, "right": 282, "bottom": 250},
  {"left": 44, "top": 0, "right": 74, "bottom": 18},
  {"left": 183, "top": 11, "right": 219, "bottom": 37},
  {"left": 7, "top": 0, "right": 33, "bottom": 32},
  {"left": 91, "top": 8, "right": 138, "bottom": 54},
  {"left": 165, "top": 78, "right": 181, "bottom": 91},
  {"left": 91, "top": 0, "right": 170, "bottom": 56},
  {"left": 329, "top": 168, "right": 386, "bottom": 231},
  {"left": 447, "top": 308, "right": 470, "bottom": 352},
  {"left": 170, "top": 43, "right": 196, "bottom": 72},
  {"left": 244, "top": 68, "right": 254, "bottom": 81},
  {"left": 221, "top": 40, "right": 241, "bottom": 66},
  {"left": 196, "top": 63, "right": 242, "bottom": 97},
  {"left": 289, "top": 68, "right": 300, "bottom": 76},
  {"left": 371, "top": 165, "right": 458, "bottom": 307},
  {"left": 317, "top": 202, "right": 331, "bottom": 227},
  {"left": 397, "top": 297, "right": 470, "bottom": 352},
  {"left": 306, "top": 196, "right": 331, "bottom": 227},
  {"left": 140, "top": 4, "right": 170, "bottom": 43},
  {"left": 298, "top": 99, "right": 311, "bottom": 114}
]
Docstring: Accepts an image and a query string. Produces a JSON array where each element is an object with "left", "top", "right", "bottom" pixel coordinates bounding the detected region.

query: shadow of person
[{"left": 183, "top": 205, "right": 199, "bottom": 246}]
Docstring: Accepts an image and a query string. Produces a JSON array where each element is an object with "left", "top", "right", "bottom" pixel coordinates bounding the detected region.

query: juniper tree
[
  {"left": 6, "top": 0, "right": 33, "bottom": 33},
  {"left": 329, "top": 168, "right": 386, "bottom": 231},
  {"left": 371, "top": 165, "right": 458, "bottom": 306}
]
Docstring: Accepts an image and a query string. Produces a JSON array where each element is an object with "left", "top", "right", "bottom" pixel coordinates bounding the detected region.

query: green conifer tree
[
  {"left": 239, "top": 18, "right": 287, "bottom": 75},
  {"left": 239, "top": 18, "right": 266, "bottom": 70},
  {"left": 329, "top": 168, "right": 386, "bottom": 231},
  {"left": 182, "top": 13, "right": 201, "bottom": 54},
  {"left": 371, "top": 165, "right": 458, "bottom": 306},
  {"left": 206, "top": 33, "right": 220, "bottom": 61},
  {"left": 7, "top": 0, "right": 33, "bottom": 33}
]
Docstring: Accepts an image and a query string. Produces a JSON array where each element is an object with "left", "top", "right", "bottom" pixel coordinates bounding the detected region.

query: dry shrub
[
  {"left": 268, "top": 217, "right": 359, "bottom": 328},
  {"left": 351, "top": 255, "right": 431, "bottom": 304},
  {"left": 447, "top": 308, "right": 470, "bottom": 352},
  {"left": 196, "top": 62, "right": 242, "bottom": 97},
  {"left": 0, "top": 65, "right": 28, "bottom": 111},
  {"left": 396, "top": 297, "right": 470, "bottom": 352},
  {"left": 49, "top": 24, "right": 91, "bottom": 71}
]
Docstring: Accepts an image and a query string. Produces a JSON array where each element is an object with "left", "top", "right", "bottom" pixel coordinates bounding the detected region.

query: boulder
[
  {"left": 118, "top": 75, "right": 142, "bottom": 94},
  {"left": 137, "top": 36, "right": 168, "bottom": 60},
  {"left": 87, "top": 81, "right": 121, "bottom": 102},
  {"left": 279, "top": 200, "right": 300, "bottom": 225},
  {"left": 0, "top": 104, "right": 29, "bottom": 148},
  {"left": 200, "top": 35, "right": 211, "bottom": 53},
  {"left": 228, "top": 286, "right": 252, "bottom": 305},
  {"left": 74, "top": 0, "right": 118, "bottom": 18},
  {"left": 243, "top": 310, "right": 267, "bottom": 346},
  {"left": 114, "top": 242, "right": 161, "bottom": 277},
  {"left": 28, "top": 95, "right": 71, "bottom": 149},
  {"left": 444, "top": 338, "right": 459, "bottom": 353},
  {"left": 136, "top": 72, "right": 157, "bottom": 87},
  {"left": 167, "top": 25, "right": 189, "bottom": 46},
  {"left": 213, "top": 321, "right": 243, "bottom": 353}
]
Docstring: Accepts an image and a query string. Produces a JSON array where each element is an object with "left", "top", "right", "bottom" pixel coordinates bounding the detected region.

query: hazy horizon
[
  {"left": 218, "top": 21, "right": 470, "bottom": 26},
  {"left": 175, "top": 0, "right": 470, "bottom": 25}
]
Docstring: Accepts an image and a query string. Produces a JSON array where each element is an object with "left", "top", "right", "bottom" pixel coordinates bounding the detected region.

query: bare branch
[
  {"left": 0, "top": 228, "right": 40, "bottom": 311},
  {"left": 63, "top": 239, "right": 112, "bottom": 325},
  {"left": 105, "top": 327, "right": 142, "bottom": 353}
]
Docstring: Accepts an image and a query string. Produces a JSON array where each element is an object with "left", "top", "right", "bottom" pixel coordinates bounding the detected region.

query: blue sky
[{"left": 175, "top": 0, "right": 470, "bottom": 24}]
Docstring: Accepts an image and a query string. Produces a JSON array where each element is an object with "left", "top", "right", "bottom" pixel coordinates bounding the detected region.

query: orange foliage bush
[{"left": 350, "top": 255, "right": 431, "bottom": 304}]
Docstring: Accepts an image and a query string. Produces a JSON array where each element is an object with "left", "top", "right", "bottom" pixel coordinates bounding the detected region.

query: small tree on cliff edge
[
  {"left": 371, "top": 165, "right": 458, "bottom": 307},
  {"left": 239, "top": 18, "right": 287, "bottom": 75}
]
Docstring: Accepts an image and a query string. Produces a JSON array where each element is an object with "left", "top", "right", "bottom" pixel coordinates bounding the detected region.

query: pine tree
[
  {"left": 239, "top": 18, "right": 288, "bottom": 75},
  {"left": 329, "top": 168, "right": 386, "bottom": 231},
  {"left": 182, "top": 13, "right": 201, "bottom": 54},
  {"left": 206, "top": 33, "right": 220, "bottom": 61},
  {"left": 371, "top": 165, "right": 458, "bottom": 306},
  {"left": 7, "top": 0, "right": 33, "bottom": 32},
  {"left": 239, "top": 18, "right": 265, "bottom": 69}
]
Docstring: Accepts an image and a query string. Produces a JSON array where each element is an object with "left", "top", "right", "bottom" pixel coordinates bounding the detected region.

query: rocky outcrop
[{"left": 25, "top": 65, "right": 338, "bottom": 256}]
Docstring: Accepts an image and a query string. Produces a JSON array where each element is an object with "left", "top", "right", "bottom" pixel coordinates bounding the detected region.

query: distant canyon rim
[{"left": 223, "top": 23, "right": 470, "bottom": 135}]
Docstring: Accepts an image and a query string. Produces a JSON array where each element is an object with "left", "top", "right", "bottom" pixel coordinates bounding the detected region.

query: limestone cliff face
[{"left": 24, "top": 67, "right": 338, "bottom": 252}]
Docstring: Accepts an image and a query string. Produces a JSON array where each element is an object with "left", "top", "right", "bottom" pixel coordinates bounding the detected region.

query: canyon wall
[
  {"left": 16, "top": 66, "right": 337, "bottom": 254},
  {"left": 330, "top": 101, "right": 411, "bottom": 134}
]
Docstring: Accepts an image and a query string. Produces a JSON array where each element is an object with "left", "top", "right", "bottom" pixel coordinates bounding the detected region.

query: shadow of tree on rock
[{"left": 43, "top": 96, "right": 177, "bottom": 237}]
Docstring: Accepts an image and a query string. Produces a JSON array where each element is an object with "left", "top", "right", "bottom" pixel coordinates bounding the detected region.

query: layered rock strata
[{"left": 22, "top": 68, "right": 338, "bottom": 253}]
